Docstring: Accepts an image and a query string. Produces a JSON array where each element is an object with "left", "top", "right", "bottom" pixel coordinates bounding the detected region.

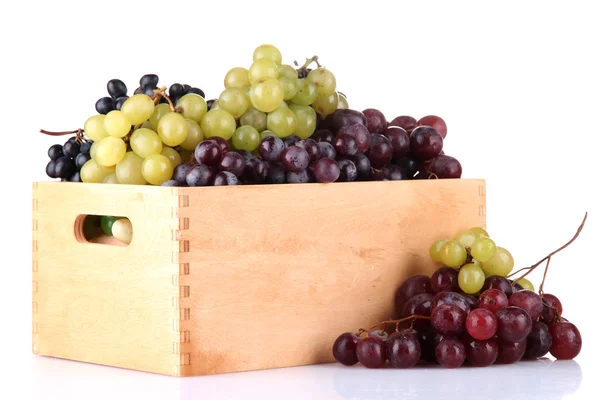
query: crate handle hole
[{"left": 74, "top": 215, "right": 132, "bottom": 246}]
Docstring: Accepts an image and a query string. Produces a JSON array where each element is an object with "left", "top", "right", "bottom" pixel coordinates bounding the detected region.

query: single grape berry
[
  {"left": 195, "top": 140, "right": 222, "bottom": 166},
  {"left": 313, "top": 158, "right": 340, "bottom": 183},
  {"left": 435, "top": 336, "right": 466, "bottom": 368},
  {"left": 312, "top": 129, "right": 335, "bottom": 143},
  {"left": 416, "top": 115, "right": 447, "bottom": 138},
  {"left": 549, "top": 322, "right": 582, "bottom": 360},
  {"left": 169, "top": 83, "right": 186, "bottom": 99},
  {"left": 477, "top": 288, "right": 509, "bottom": 313},
  {"left": 541, "top": 294, "right": 563, "bottom": 324},
  {"left": 430, "top": 304, "right": 467, "bottom": 336},
  {"left": 63, "top": 140, "right": 81, "bottom": 158},
  {"left": 140, "top": 74, "right": 159, "bottom": 88},
  {"left": 332, "top": 332, "right": 359, "bottom": 366},
  {"left": 281, "top": 146, "right": 309, "bottom": 172},
  {"left": 496, "top": 339, "right": 527, "bottom": 364},
  {"left": 402, "top": 293, "right": 434, "bottom": 331},
  {"left": 114, "top": 96, "right": 128, "bottom": 111},
  {"left": 389, "top": 115, "right": 417, "bottom": 132},
  {"left": 333, "top": 133, "right": 358, "bottom": 156},
  {"left": 367, "top": 134, "right": 393, "bottom": 168},
  {"left": 187, "top": 87, "right": 205, "bottom": 97},
  {"left": 395, "top": 275, "right": 432, "bottom": 316},
  {"left": 482, "top": 276, "right": 514, "bottom": 299},
  {"left": 495, "top": 306, "right": 532, "bottom": 342},
  {"left": 185, "top": 165, "right": 214, "bottom": 187},
  {"left": 465, "top": 308, "right": 498, "bottom": 340},
  {"left": 430, "top": 267, "right": 460, "bottom": 293},
  {"left": 362, "top": 108, "right": 387, "bottom": 134},
  {"left": 464, "top": 337, "right": 498, "bottom": 367},
  {"left": 173, "top": 163, "right": 190, "bottom": 184},
  {"left": 265, "top": 163, "right": 286, "bottom": 184},
  {"left": 350, "top": 154, "right": 371, "bottom": 181},
  {"left": 107, "top": 79, "right": 127, "bottom": 99},
  {"left": 386, "top": 329, "right": 421, "bottom": 368},
  {"left": 296, "top": 139, "right": 319, "bottom": 162},
  {"left": 356, "top": 337, "right": 387, "bottom": 368},
  {"left": 243, "top": 157, "right": 269, "bottom": 184},
  {"left": 213, "top": 171, "right": 239, "bottom": 186},
  {"left": 219, "top": 152, "right": 246, "bottom": 177},
  {"left": 286, "top": 169, "right": 313, "bottom": 184},
  {"left": 383, "top": 126, "right": 410, "bottom": 158},
  {"left": 525, "top": 321, "right": 553, "bottom": 359},
  {"left": 75, "top": 153, "right": 91, "bottom": 169},
  {"left": 209, "top": 137, "right": 229, "bottom": 154},
  {"left": 428, "top": 155, "right": 462, "bottom": 179},
  {"left": 337, "top": 159, "right": 358, "bottom": 182},
  {"left": 48, "top": 144, "right": 64, "bottom": 160},
  {"left": 46, "top": 160, "right": 57, "bottom": 178},
  {"left": 79, "top": 141, "right": 93, "bottom": 154},
  {"left": 258, "top": 136, "right": 285, "bottom": 161},
  {"left": 409, "top": 126, "right": 443, "bottom": 161},
  {"left": 54, "top": 156, "right": 76, "bottom": 179},
  {"left": 95, "top": 97, "right": 114, "bottom": 114},
  {"left": 509, "top": 290, "right": 543, "bottom": 321},
  {"left": 394, "top": 154, "right": 421, "bottom": 177},
  {"left": 431, "top": 291, "right": 471, "bottom": 314},
  {"left": 283, "top": 135, "right": 301, "bottom": 148}
]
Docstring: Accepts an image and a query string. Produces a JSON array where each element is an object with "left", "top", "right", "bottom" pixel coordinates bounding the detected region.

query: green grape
[
  {"left": 458, "top": 263, "right": 486, "bottom": 294},
  {"left": 337, "top": 93, "right": 349, "bottom": 109},
  {"left": 249, "top": 78, "right": 284, "bottom": 113},
  {"left": 307, "top": 67, "right": 337, "bottom": 97},
  {"left": 94, "top": 136, "right": 126, "bottom": 166},
  {"left": 278, "top": 64, "right": 298, "bottom": 80},
  {"left": 471, "top": 237, "right": 497, "bottom": 262},
  {"left": 84, "top": 115, "right": 108, "bottom": 141},
  {"left": 179, "top": 149, "right": 194, "bottom": 163},
  {"left": 248, "top": 58, "right": 279, "bottom": 83},
  {"left": 429, "top": 239, "right": 448, "bottom": 262},
  {"left": 267, "top": 107, "right": 297, "bottom": 138},
  {"left": 103, "top": 110, "right": 131, "bottom": 138},
  {"left": 130, "top": 128, "right": 162, "bottom": 158},
  {"left": 232, "top": 125, "right": 260, "bottom": 151},
  {"left": 469, "top": 226, "right": 489, "bottom": 238},
  {"left": 278, "top": 101, "right": 289, "bottom": 108},
  {"left": 279, "top": 77, "right": 298, "bottom": 100},
  {"left": 200, "top": 109, "right": 236, "bottom": 140},
  {"left": 439, "top": 240, "right": 467, "bottom": 268},
  {"left": 517, "top": 278, "right": 535, "bottom": 291},
  {"left": 112, "top": 218, "right": 133, "bottom": 245},
  {"left": 454, "top": 230, "right": 478, "bottom": 248},
  {"left": 288, "top": 104, "right": 316, "bottom": 139},
  {"left": 224, "top": 67, "right": 250, "bottom": 89},
  {"left": 161, "top": 147, "right": 182, "bottom": 167},
  {"left": 180, "top": 119, "right": 204, "bottom": 151},
  {"left": 100, "top": 216, "right": 121, "bottom": 236},
  {"left": 240, "top": 107, "right": 267, "bottom": 132},
  {"left": 210, "top": 101, "right": 220, "bottom": 110},
  {"left": 149, "top": 104, "right": 171, "bottom": 131},
  {"left": 89, "top": 141, "right": 98, "bottom": 159},
  {"left": 80, "top": 159, "right": 113, "bottom": 183},
  {"left": 481, "top": 247, "right": 514, "bottom": 277},
  {"left": 142, "top": 154, "right": 174, "bottom": 186},
  {"left": 311, "top": 92, "right": 339, "bottom": 117},
  {"left": 291, "top": 79, "right": 318, "bottom": 106},
  {"left": 116, "top": 152, "right": 147, "bottom": 185},
  {"left": 218, "top": 87, "right": 250, "bottom": 119},
  {"left": 103, "top": 173, "right": 119, "bottom": 184},
  {"left": 260, "top": 130, "right": 275, "bottom": 139},
  {"left": 157, "top": 112, "right": 189, "bottom": 147},
  {"left": 253, "top": 44, "right": 282, "bottom": 65},
  {"left": 121, "top": 94, "right": 155, "bottom": 125},
  {"left": 177, "top": 94, "right": 207, "bottom": 124}
]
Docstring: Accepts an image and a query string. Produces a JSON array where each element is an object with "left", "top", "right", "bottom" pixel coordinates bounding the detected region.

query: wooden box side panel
[
  {"left": 177, "top": 179, "right": 486, "bottom": 376},
  {"left": 32, "top": 182, "right": 184, "bottom": 376}
]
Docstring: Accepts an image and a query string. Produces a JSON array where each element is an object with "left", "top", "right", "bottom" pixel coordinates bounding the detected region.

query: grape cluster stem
[
  {"left": 356, "top": 315, "right": 431, "bottom": 336},
  {"left": 39, "top": 128, "right": 88, "bottom": 144}
]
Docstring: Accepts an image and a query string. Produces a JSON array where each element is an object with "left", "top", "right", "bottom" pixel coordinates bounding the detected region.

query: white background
[{"left": 1, "top": 0, "right": 599, "bottom": 399}]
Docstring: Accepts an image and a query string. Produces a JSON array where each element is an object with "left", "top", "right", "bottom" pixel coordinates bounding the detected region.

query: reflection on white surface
[{"left": 29, "top": 355, "right": 584, "bottom": 400}]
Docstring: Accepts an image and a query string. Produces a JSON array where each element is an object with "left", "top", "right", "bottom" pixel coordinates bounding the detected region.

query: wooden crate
[{"left": 31, "top": 179, "right": 486, "bottom": 376}]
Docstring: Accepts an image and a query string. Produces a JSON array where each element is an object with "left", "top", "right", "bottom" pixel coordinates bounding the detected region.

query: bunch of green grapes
[{"left": 428, "top": 227, "right": 531, "bottom": 294}]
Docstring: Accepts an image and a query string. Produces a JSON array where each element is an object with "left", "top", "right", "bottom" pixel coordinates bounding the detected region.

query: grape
[
  {"left": 306, "top": 67, "right": 336, "bottom": 97},
  {"left": 103, "top": 110, "right": 131, "bottom": 138},
  {"left": 157, "top": 112, "right": 189, "bottom": 147},
  {"left": 549, "top": 322, "right": 582, "bottom": 360},
  {"left": 114, "top": 152, "right": 146, "bottom": 185},
  {"left": 312, "top": 129, "right": 334, "bottom": 143},
  {"left": 73, "top": 153, "right": 90, "bottom": 170},
  {"left": 95, "top": 97, "right": 114, "bottom": 114},
  {"left": 395, "top": 275, "right": 432, "bottom": 316},
  {"left": 79, "top": 141, "right": 92, "bottom": 154},
  {"left": 311, "top": 92, "right": 338, "bottom": 117},
  {"left": 402, "top": 293, "right": 434, "bottom": 331},
  {"left": 218, "top": 87, "right": 250, "bottom": 119},
  {"left": 431, "top": 304, "right": 466, "bottom": 336},
  {"left": 394, "top": 154, "right": 420, "bottom": 177},
  {"left": 409, "top": 126, "right": 443, "bottom": 161},
  {"left": 495, "top": 306, "right": 532, "bottom": 342},
  {"left": 313, "top": 158, "right": 340, "bottom": 183},
  {"left": 367, "top": 134, "right": 393, "bottom": 168},
  {"left": 386, "top": 330, "right": 421, "bottom": 368},
  {"left": 147, "top": 103, "right": 169, "bottom": 131},
  {"left": 209, "top": 137, "right": 229, "bottom": 154},
  {"left": 84, "top": 115, "right": 109, "bottom": 142},
  {"left": 177, "top": 94, "right": 208, "bottom": 123},
  {"left": 471, "top": 237, "right": 497, "bottom": 263},
  {"left": 337, "top": 123, "right": 371, "bottom": 154},
  {"left": 435, "top": 336, "right": 466, "bottom": 368},
  {"left": 230, "top": 125, "right": 259, "bottom": 152},
  {"left": 337, "top": 93, "right": 349, "bottom": 109},
  {"left": 296, "top": 139, "right": 319, "bottom": 162},
  {"left": 187, "top": 88, "right": 205, "bottom": 97},
  {"left": 291, "top": 79, "right": 318, "bottom": 106},
  {"left": 458, "top": 263, "right": 485, "bottom": 294},
  {"left": 464, "top": 337, "right": 498, "bottom": 367},
  {"left": 278, "top": 64, "right": 298, "bottom": 80},
  {"left": 249, "top": 78, "right": 284, "bottom": 113},
  {"left": 140, "top": 74, "right": 158, "bottom": 88},
  {"left": 45, "top": 161, "right": 57, "bottom": 178},
  {"left": 280, "top": 146, "right": 309, "bottom": 172},
  {"left": 48, "top": 144, "right": 64, "bottom": 160},
  {"left": 200, "top": 109, "right": 237, "bottom": 140},
  {"left": 428, "top": 239, "right": 446, "bottom": 262},
  {"left": 482, "top": 276, "right": 513, "bottom": 299},
  {"left": 141, "top": 154, "right": 173, "bottom": 185},
  {"left": 286, "top": 169, "right": 313, "bottom": 184},
  {"left": 541, "top": 294, "right": 563, "bottom": 324},
  {"left": 107, "top": 79, "right": 127, "bottom": 99},
  {"left": 103, "top": 173, "right": 119, "bottom": 184},
  {"left": 517, "top": 278, "right": 535, "bottom": 291},
  {"left": 62, "top": 141, "right": 80, "bottom": 159},
  {"left": 389, "top": 115, "right": 417, "bottom": 132},
  {"left": 430, "top": 267, "right": 459, "bottom": 293},
  {"left": 168, "top": 83, "right": 186, "bottom": 100},
  {"left": 496, "top": 339, "right": 527, "bottom": 364},
  {"left": 121, "top": 94, "right": 155, "bottom": 125},
  {"left": 316, "top": 141, "right": 336, "bottom": 161},
  {"left": 176, "top": 120, "right": 202, "bottom": 151},
  {"left": 454, "top": 230, "right": 477, "bottom": 248},
  {"left": 382, "top": 126, "right": 410, "bottom": 158},
  {"left": 161, "top": 147, "right": 182, "bottom": 167},
  {"left": 113, "top": 96, "right": 127, "bottom": 111},
  {"left": 362, "top": 108, "right": 387, "bottom": 134},
  {"left": 219, "top": 152, "right": 245, "bottom": 177},
  {"left": 239, "top": 107, "right": 267, "bottom": 133},
  {"left": 100, "top": 216, "right": 120, "bottom": 236},
  {"left": 160, "top": 180, "right": 180, "bottom": 187},
  {"left": 332, "top": 332, "right": 359, "bottom": 366},
  {"left": 53, "top": 156, "right": 76, "bottom": 178},
  {"left": 243, "top": 157, "right": 269, "bottom": 184},
  {"left": 224, "top": 67, "right": 250, "bottom": 89},
  {"left": 509, "top": 290, "right": 543, "bottom": 320},
  {"left": 267, "top": 107, "right": 297, "bottom": 138},
  {"left": 80, "top": 160, "right": 113, "bottom": 183},
  {"left": 477, "top": 289, "right": 509, "bottom": 313},
  {"left": 128, "top": 128, "right": 161, "bottom": 159},
  {"left": 265, "top": 162, "right": 286, "bottom": 184},
  {"left": 248, "top": 58, "right": 279, "bottom": 83},
  {"left": 194, "top": 140, "right": 222, "bottom": 165},
  {"left": 470, "top": 227, "right": 489, "bottom": 238},
  {"left": 94, "top": 137, "right": 126, "bottom": 167},
  {"left": 279, "top": 77, "right": 298, "bottom": 100},
  {"left": 186, "top": 165, "right": 214, "bottom": 186},
  {"left": 337, "top": 159, "right": 357, "bottom": 182},
  {"left": 481, "top": 247, "right": 514, "bottom": 277},
  {"left": 431, "top": 292, "right": 471, "bottom": 314},
  {"left": 253, "top": 44, "right": 282, "bottom": 65},
  {"left": 382, "top": 165, "right": 407, "bottom": 180},
  {"left": 466, "top": 308, "right": 497, "bottom": 340},
  {"left": 213, "top": 171, "right": 239, "bottom": 186},
  {"left": 333, "top": 133, "right": 358, "bottom": 157},
  {"left": 172, "top": 163, "right": 189, "bottom": 184},
  {"left": 233, "top": 149, "right": 253, "bottom": 161},
  {"left": 439, "top": 240, "right": 467, "bottom": 268},
  {"left": 524, "top": 321, "right": 552, "bottom": 359},
  {"left": 429, "top": 155, "right": 462, "bottom": 179},
  {"left": 417, "top": 115, "right": 447, "bottom": 138},
  {"left": 112, "top": 218, "right": 133, "bottom": 245},
  {"left": 258, "top": 135, "right": 285, "bottom": 161},
  {"left": 356, "top": 337, "right": 386, "bottom": 368},
  {"left": 368, "top": 329, "right": 388, "bottom": 342}
]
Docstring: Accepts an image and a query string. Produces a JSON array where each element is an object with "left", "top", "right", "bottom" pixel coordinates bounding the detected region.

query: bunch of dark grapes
[{"left": 45, "top": 136, "right": 93, "bottom": 182}]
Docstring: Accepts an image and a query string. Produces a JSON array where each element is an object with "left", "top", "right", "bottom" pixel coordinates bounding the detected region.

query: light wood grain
[{"left": 32, "top": 179, "right": 485, "bottom": 376}]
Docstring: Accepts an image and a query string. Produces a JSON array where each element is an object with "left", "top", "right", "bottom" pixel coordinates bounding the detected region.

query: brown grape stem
[
  {"left": 295, "top": 55, "right": 321, "bottom": 74},
  {"left": 40, "top": 128, "right": 88, "bottom": 143},
  {"left": 357, "top": 315, "right": 431, "bottom": 335},
  {"left": 152, "top": 86, "right": 176, "bottom": 112}
]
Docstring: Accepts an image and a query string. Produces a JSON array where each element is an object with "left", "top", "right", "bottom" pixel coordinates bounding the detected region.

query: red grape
[
  {"left": 333, "top": 133, "right": 358, "bottom": 156},
  {"left": 283, "top": 135, "right": 301, "bottom": 148},
  {"left": 541, "top": 293, "right": 563, "bottom": 324},
  {"left": 368, "top": 329, "right": 388, "bottom": 342},
  {"left": 477, "top": 288, "right": 509, "bottom": 313},
  {"left": 332, "top": 332, "right": 359, "bottom": 366},
  {"left": 337, "top": 159, "right": 358, "bottom": 182},
  {"left": 356, "top": 337, "right": 387, "bottom": 368},
  {"left": 416, "top": 115, "right": 447, "bottom": 138},
  {"left": 389, "top": 115, "right": 417, "bottom": 132},
  {"left": 428, "top": 155, "right": 462, "bottom": 179},
  {"left": 430, "top": 267, "right": 459, "bottom": 293},
  {"left": 213, "top": 171, "right": 239, "bottom": 186},
  {"left": 386, "top": 329, "right": 421, "bottom": 368},
  {"left": 524, "top": 321, "right": 553, "bottom": 359},
  {"left": 296, "top": 139, "right": 319, "bottom": 163},
  {"left": 349, "top": 154, "right": 371, "bottom": 181},
  {"left": 435, "top": 336, "right": 466, "bottom": 368},
  {"left": 466, "top": 308, "right": 498, "bottom": 340},
  {"left": 362, "top": 108, "right": 387, "bottom": 134},
  {"left": 316, "top": 142, "right": 336, "bottom": 160},
  {"left": 367, "top": 134, "right": 393, "bottom": 168},
  {"left": 496, "top": 339, "right": 527, "bottom": 364},
  {"left": 464, "top": 337, "right": 498, "bottom": 367},
  {"left": 209, "top": 137, "right": 229, "bottom": 153},
  {"left": 323, "top": 109, "right": 368, "bottom": 133},
  {"left": 394, "top": 154, "right": 421, "bottom": 177},
  {"left": 509, "top": 290, "right": 543, "bottom": 320},
  {"left": 312, "top": 129, "right": 334, "bottom": 143},
  {"left": 409, "top": 126, "right": 443, "bottom": 161},
  {"left": 338, "top": 123, "right": 371, "bottom": 154},
  {"left": 431, "top": 304, "right": 467, "bottom": 336},
  {"left": 395, "top": 275, "right": 432, "bottom": 316},
  {"left": 281, "top": 146, "right": 309, "bottom": 172},
  {"left": 482, "top": 276, "right": 514, "bottom": 299},
  {"left": 431, "top": 291, "right": 471, "bottom": 314},
  {"left": 382, "top": 126, "right": 410, "bottom": 158},
  {"left": 549, "top": 322, "right": 582, "bottom": 360},
  {"left": 243, "top": 157, "right": 268, "bottom": 184},
  {"left": 495, "top": 306, "right": 532, "bottom": 342},
  {"left": 313, "top": 158, "right": 340, "bottom": 183}
]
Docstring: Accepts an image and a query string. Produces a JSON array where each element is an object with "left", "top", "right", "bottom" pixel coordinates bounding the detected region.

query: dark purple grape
[
  {"left": 265, "top": 162, "right": 286, "bottom": 184},
  {"left": 497, "top": 339, "right": 527, "bottom": 364},
  {"left": 418, "top": 326, "right": 438, "bottom": 362},
  {"left": 185, "top": 164, "right": 214, "bottom": 186},
  {"left": 435, "top": 336, "right": 466, "bottom": 368},
  {"left": 323, "top": 109, "right": 367, "bottom": 134},
  {"left": 233, "top": 149, "right": 254, "bottom": 161},
  {"left": 296, "top": 138, "right": 319, "bottom": 162},
  {"left": 382, "top": 164, "right": 407, "bottom": 180},
  {"left": 356, "top": 337, "right": 387, "bottom": 368},
  {"left": 283, "top": 135, "right": 301, "bottom": 148},
  {"left": 482, "top": 276, "right": 514, "bottom": 299},
  {"left": 206, "top": 99, "right": 216, "bottom": 110},
  {"left": 79, "top": 142, "right": 92, "bottom": 154},
  {"left": 313, "top": 158, "right": 340, "bottom": 183},
  {"left": 337, "top": 123, "right": 371, "bottom": 154},
  {"left": 428, "top": 155, "right": 462, "bottom": 179},
  {"left": 509, "top": 279, "right": 524, "bottom": 292},
  {"left": 549, "top": 322, "right": 582, "bottom": 360},
  {"left": 63, "top": 140, "right": 80, "bottom": 158},
  {"left": 195, "top": 140, "right": 221, "bottom": 166},
  {"left": 525, "top": 321, "right": 553, "bottom": 359},
  {"left": 394, "top": 154, "right": 421, "bottom": 177},
  {"left": 333, "top": 133, "right": 358, "bottom": 156},
  {"left": 135, "top": 85, "right": 155, "bottom": 97},
  {"left": 389, "top": 116, "right": 417, "bottom": 132},
  {"left": 509, "top": 290, "right": 543, "bottom": 321},
  {"left": 464, "top": 337, "right": 498, "bottom": 367},
  {"left": 362, "top": 108, "right": 387, "bottom": 134},
  {"left": 402, "top": 293, "right": 434, "bottom": 330},
  {"left": 495, "top": 306, "right": 533, "bottom": 342},
  {"left": 541, "top": 294, "right": 563, "bottom": 324},
  {"left": 332, "top": 332, "right": 359, "bottom": 366},
  {"left": 161, "top": 179, "right": 180, "bottom": 187},
  {"left": 367, "top": 134, "right": 393, "bottom": 169},
  {"left": 281, "top": 146, "right": 309, "bottom": 172},
  {"left": 431, "top": 292, "right": 471, "bottom": 314},
  {"left": 169, "top": 83, "right": 186, "bottom": 99},
  {"left": 316, "top": 142, "right": 336, "bottom": 161},
  {"left": 114, "top": 96, "right": 128, "bottom": 111},
  {"left": 69, "top": 171, "right": 82, "bottom": 182},
  {"left": 107, "top": 79, "right": 127, "bottom": 99},
  {"left": 431, "top": 267, "right": 459, "bottom": 293},
  {"left": 431, "top": 304, "right": 467, "bottom": 336},
  {"left": 243, "top": 157, "right": 269, "bottom": 184},
  {"left": 409, "top": 126, "right": 444, "bottom": 161},
  {"left": 213, "top": 171, "right": 239, "bottom": 186},
  {"left": 337, "top": 159, "right": 357, "bottom": 182},
  {"left": 417, "top": 115, "right": 447, "bottom": 138},
  {"left": 173, "top": 163, "right": 190, "bottom": 184},
  {"left": 386, "top": 329, "right": 421, "bottom": 368},
  {"left": 140, "top": 74, "right": 159, "bottom": 88},
  {"left": 219, "top": 152, "right": 245, "bottom": 177},
  {"left": 46, "top": 160, "right": 57, "bottom": 178},
  {"left": 75, "top": 152, "right": 91, "bottom": 169},
  {"left": 54, "top": 156, "right": 76, "bottom": 179},
  {"left": 350, "top": 154, "right": 371, "bottom": 181},
  {"left": 382, "top": 126, "right": 410, "bottom": 158},
  {"left": 395, "top": 275, "right": 432, "bottom": 316},
  {"left": 463, "top": 294, "right": 478, "bottom": 309},
  {"left": 258, "top": 136, "right": 285, "bottom": 161},
  {"left": 48, "top": 144, "right": 64, "bottom": 160},
  {"left": 311, "top": 129, "right": 334, "bottom": 143},
  {"left": 286, "top": 169, "right": 313, "bottom": 184},
  {"left": 187, "top": 87, "right": 205, "bottom": 97},
  {"left": 209, "top": 137, "right": 229, "bottom": 154},
  {"left": 95, "top": 97, "right": 114, "bottom": 114}
]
